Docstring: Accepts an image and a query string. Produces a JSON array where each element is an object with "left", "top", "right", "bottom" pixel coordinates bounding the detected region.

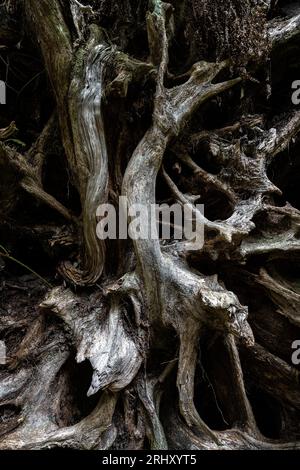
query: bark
[{"left": 0, "top": 0, "right": 300, "bottom": 450}]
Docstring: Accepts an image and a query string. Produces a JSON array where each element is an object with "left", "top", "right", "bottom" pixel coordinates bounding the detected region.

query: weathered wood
[{"left": 0, "top": 0, "right": 300, "bottom": 450}]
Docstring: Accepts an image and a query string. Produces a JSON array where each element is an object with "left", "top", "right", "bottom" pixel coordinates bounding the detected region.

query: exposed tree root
[{"left": 0, "top": 0, "right": 300, "bottom": 451}]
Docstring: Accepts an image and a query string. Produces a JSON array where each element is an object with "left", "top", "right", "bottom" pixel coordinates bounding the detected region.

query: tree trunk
[{"left": 0, "top": 0, "right": 300, "bottom": 450}]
